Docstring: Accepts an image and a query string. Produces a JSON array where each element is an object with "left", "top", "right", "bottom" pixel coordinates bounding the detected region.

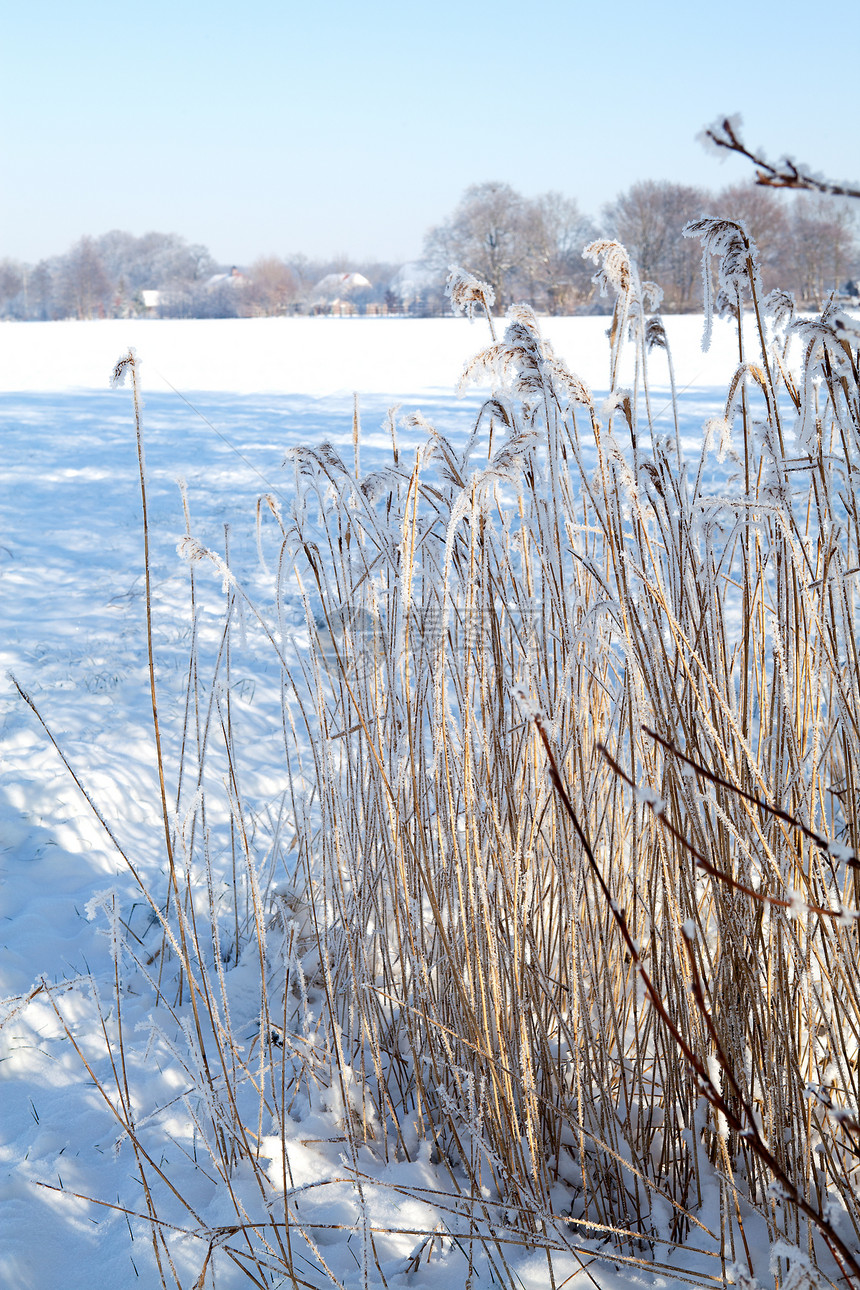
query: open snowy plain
[{"left": 0, "top": 313, "right": 796, "bottom": 1289}]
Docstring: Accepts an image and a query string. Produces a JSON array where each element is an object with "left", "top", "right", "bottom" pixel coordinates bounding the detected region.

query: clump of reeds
[
  {"left": 264, "top": 235, "right": 860, "bottom": 1285},
  {"left": 7, "top": 224, "right": 860, "bottom": 1288}
]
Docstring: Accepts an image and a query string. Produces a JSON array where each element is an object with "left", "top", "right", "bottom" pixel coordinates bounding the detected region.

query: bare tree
[
  {"left": 603, "top": 180, "right": 710, "bottom": 310},
  {"left": 28, "top": 261, "right": 55, "bottom": 320},
  {"left": 712, "top": 183, "right": 790, "bottom": 291},
  {"left": 242, "top": 256, "right": 300, "bottom": 315},
  {"left": 58, "top": 236, "right": 111, "bottom": 319},
  {"left": 784, "top": 194, "right": 858, "bottom": 308},
  {"left": 519, "top": 192, "right": 596, "bottom": 314},
  {"left": 0, "top": 260, "right": 25, "bottom": 317}
]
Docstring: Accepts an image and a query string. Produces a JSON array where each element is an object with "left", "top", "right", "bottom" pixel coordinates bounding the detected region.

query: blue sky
[{"left": 2, "top": 0, "right": 856, "bottom": 267}]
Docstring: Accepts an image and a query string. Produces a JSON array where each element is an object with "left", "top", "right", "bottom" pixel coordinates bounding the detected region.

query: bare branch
[{"left": 702, "top": 116, "right": 860, "bottom": 200}]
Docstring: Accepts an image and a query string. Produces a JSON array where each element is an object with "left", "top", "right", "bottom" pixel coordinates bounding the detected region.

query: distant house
[
  {"left": 204, "top": 266, "right": 247, "bottom": 290},
  {"left": 309, "top": 271, "right": 372, "bottom": 316}
]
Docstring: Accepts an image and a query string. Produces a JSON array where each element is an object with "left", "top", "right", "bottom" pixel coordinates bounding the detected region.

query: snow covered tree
[
  {"left": 93, "top": 230, "right": 214, "bottom": 297},
  {"left": 424, "top": 182, "right": 527, "bottom": 310},
  {"left": 424, "top": 184, "right": 597, "bottom": 314}
]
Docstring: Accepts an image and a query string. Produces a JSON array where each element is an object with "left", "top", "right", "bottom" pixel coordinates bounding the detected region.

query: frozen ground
[{"left": 1, "top": 314, "right": 766, "bottom": 1289}]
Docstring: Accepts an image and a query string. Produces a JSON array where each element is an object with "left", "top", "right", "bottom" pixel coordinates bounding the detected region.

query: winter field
[{"left": 2, "top": 268, "right": 860, "bottom": 1290}]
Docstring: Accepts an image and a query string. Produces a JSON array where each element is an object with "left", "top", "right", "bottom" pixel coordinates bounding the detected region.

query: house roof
[
  {"left": 310, "top": 272, "right": 372, "bottom": 304},
  {"left": 205, "top": 267, "right": 247, "bottom": 290}
]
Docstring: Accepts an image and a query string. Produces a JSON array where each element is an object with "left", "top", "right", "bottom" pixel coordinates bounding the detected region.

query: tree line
[
  {"left": 431, "top": 180, "right": 858, "bottom": 313},
  {"left": 0, "top": 230, "right": 402, "bottom": 322},
  {"left": 1, "top": 179, "right": 856, "bottom": 321}
]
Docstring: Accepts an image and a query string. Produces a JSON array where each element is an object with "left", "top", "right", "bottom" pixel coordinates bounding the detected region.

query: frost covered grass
[
  {"left": 3, "top": 230, "right": 860, "bottom": 1289},
  {"left": 254, "top": 247, "right": 860, "bottom": 1288}
]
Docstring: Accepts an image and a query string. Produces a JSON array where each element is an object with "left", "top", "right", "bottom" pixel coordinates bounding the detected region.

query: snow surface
[
  {"left": 1, "top": 315, "right": 762, "bottom": 1289},
  {"left": 0, "top": 313, "right": 749, "bottom": 396}
]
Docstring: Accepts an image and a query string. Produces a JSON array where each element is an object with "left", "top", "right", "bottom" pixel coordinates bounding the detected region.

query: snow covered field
[{"left": 0, "top": 314, "right": 802, "bottom": 1289}]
